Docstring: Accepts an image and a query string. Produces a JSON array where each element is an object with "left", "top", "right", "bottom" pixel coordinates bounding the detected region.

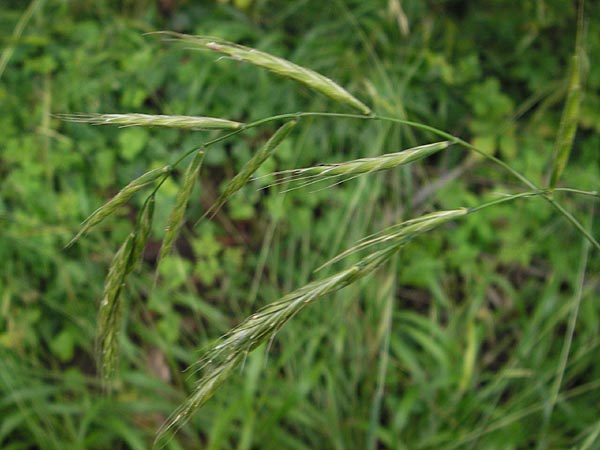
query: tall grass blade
[
  {"left": 0, "top": 0, "right": 45, "bottom": 81},
  {"left": 154, "top": 243, "right": 400, "bottom": 447},
  {"left": 67, "top": 165, "right": 170, "bottom": 247},
  {"left": 549, "top": 55, "right": 582, "bottom": 188},
  {"left": 60, "top": 113, "right": 244, "bottom": 130},
  {"left": 204, "top": 121, "right": 296, "bottom": 219},
  {"left": 96, "top": 232, "right": 136, "bottom": 388},
  {"left": 157, "top": 150, "right": 205, "bottom": 266},
  {"left": 159, "top": 32, "right": 372, "bottom": 115}
]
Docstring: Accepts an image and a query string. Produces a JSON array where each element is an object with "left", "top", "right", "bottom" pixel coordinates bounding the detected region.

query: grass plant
[
  {"left": 3, "top": 1, "right": 599, "bottom": 449},
  {"left": 64, "top": 21, "right": 598, "bottom": 446}
]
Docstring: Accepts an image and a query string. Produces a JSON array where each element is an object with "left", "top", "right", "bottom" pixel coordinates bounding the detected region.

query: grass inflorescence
[
  {"left": 59, "top": 113, "right": 245, "bottom": 130},
  {"left": 62, "top": 20, "right": 599, "bottom": 449},
  {"left": 67, "top": 165, "right": 171, "bottom": 248},
  {"left": 155, "top": 243, "right": 401, "bottom": 447},
  {"left": 203, "top": 120, "right": 297, "bottom": 219},
  {"left": 157, "top": 32, "right": 372, "bottom": 115},
  {"left": 96, "top": 232, "right": 136, "bottom": 387},
  {"left": 265, "top": 141, "right": 450, "bottom": 189},
  {"left": 157, "top": 150, "right": 205, "bottom": 271}
]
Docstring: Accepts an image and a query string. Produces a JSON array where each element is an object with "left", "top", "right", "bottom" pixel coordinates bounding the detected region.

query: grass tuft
[{"left": 56, "top": 10, "right": 599, "bottom": 447}]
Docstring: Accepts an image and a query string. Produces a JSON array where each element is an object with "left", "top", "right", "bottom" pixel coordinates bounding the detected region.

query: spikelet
[
  {"left": 60, "top": 113, "right": 244, "bottom": 130},
  {"left": 130, "top": 195, "right": 155, "bottom": 270},
  {"left": 159, "top": 32, "right": 372, "bottom": 115},
  {"left": 269, "top": 141, "right": 450, "bottom": 187},
  {"left": 204, "top": 121, "right": 297, "bottom": 219},
  {"left": 320, "top": 208, "right": 468, "bottom": 269},
  {"left": 67, "top": 165, "right": 170, "bottom": 247},
  {"left": 96, "top": 232, "right": 136, "bottom": 388},
  {"left": 154, "top": 244, "right": 399, "bottom": 447},
  {"left": 157, "top": 150, "right": 205, "bottom": 266}
]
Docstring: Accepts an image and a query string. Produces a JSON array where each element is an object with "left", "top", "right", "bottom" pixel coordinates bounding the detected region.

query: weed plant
[
  {"left": 67, "top": 11, "right": 599, "bottom": 449},
  {"left": 2, "top": 1, "right": 599, "bottom": 449}
]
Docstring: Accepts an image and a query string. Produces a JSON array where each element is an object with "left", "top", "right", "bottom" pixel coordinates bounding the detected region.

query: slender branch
[{"left": 553, "top": 188, "right": 599, "bottom": 198}]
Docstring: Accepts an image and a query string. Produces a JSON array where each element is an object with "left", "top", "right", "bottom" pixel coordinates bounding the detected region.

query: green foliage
[{"left": 1, "top": 1, "right": 599, "bottom": 450}]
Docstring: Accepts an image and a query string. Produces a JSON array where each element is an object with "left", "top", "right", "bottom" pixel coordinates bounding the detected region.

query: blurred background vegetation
[{"left": 1, "top": 0, "right": 599, "bottom": 449}]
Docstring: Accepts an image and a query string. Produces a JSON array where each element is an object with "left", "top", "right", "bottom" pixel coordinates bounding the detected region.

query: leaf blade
[{"left": 549, "top": 55, "right": 582, "bottom": 188}]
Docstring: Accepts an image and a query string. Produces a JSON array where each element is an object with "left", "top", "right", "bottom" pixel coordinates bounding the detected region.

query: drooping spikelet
[
  {"left": 159, "top": 32, "right": 372, "bottom": 115},
  {"left": 157, "top": 150, "right": 205, "bottom": 267},
  {"left": 67, "top": 165, "right": 171, "bottom": 247},
  {"left": 204, "top": 120, "right": 297, "bottom": 219}
]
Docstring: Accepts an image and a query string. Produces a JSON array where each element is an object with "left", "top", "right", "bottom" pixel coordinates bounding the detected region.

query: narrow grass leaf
[
  {"left": 204, "top": 121, "right": 296, "bottom": 219},
  {"left": 157, "top": 150, "right": 205, "bottom": 265},
  {"left": 159, "top": 32, "right": 372, "bottom": 115},
  {"left": 97, "top": 232, "right": 136, "bottom": 388},
  {"left": 459, "top": 320, "right": 477, "bottom": 393},
  {"left": 549, "top": 55, "right": 581, "bottom": 188},
  {"left": 267, "top": 141, "right": 450, "bottom": 186},
  {"left": 60, "top": 113, "right": 244, "bottom": 130},
  {"left": 579, "top": 419, "right": 600, "bottom": 450},
  {"left": 67, "top": 165, "right": 170, "bottom": 247},
  {"left": 130, "top": 195, "right": 155, "bottom": 271},
  {"left": 155, "top": 243, "right": 399, "bottom": 447}
]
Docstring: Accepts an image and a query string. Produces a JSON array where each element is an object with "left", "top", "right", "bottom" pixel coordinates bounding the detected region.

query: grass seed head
[
  {"left": 205, "top": 120, "right": 296, "bottom": 218},
  {"left": 67, "top": 165, "right": 170, "bottom": 247},
  {"left": 160, "top": 33, "right": 372, "bottom": 115},
  {"left": 60, "top": 113, "right": 244, "bottom": 130},
  {"left": 130, "top": 195, "right": 155, "bottom": 271},
  {"left": 157, "top": 150, "right": 205, "bottom": 267},
  {"left": 271, "top": 141, "right": 450, "bottom": 185},
  {"left": 97, "top": 232, "right": 136, "bottom": 388},
  {"left": 155, "top": 243, "right": 399, "bottom": 446},
  {"left": 321, "top": 208, "right": 468, "bottom": 268}
]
